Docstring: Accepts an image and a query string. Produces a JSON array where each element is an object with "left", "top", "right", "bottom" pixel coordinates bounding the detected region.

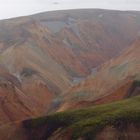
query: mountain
[
  {"left": 1, "top": 9, "right": 140, "bottom": 78},
  {"left": 19, "top": 38, "right": 140, "bottom": 139},
  {"left": 24, "top": 9, "right": 140, "bottom": 77},
  {"left": 0, "top": 9, "right": 139, "bottom": 140},
  {"left": 57, "top": 37, "right": 140, "bottom": 111}
]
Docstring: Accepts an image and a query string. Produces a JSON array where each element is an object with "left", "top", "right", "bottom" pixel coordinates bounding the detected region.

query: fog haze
[{"left": 0, "top": 0, "right": 140, "bottom": 19}]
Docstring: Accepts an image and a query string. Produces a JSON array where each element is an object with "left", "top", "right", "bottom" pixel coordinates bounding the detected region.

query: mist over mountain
[{"left": 0, "top": 0, "right": 140, "bottom": 19}]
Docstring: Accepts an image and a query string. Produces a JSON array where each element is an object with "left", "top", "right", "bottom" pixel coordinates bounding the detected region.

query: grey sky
[{"left": 0, "top": 0, "right": 140, "bottom": 20}]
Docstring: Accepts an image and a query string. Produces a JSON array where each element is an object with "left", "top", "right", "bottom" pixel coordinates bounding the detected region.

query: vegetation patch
[
  {"left": 20, "top": 68, "right": 37, "bottom": 77},
  {"left": 109, "top": 63, "right": 129, "bottom": 76},
  {"left": 23, "top": 95, "right": 140, "bottom": 140},
  {"left": 134, "top": 80, "right": 140, "bottom": 85},
  {"left": 62, "top": 64, "right": 79, "bottom": 77},
  {"left": 71, "top": 90, "right": 93, "bottom": 101}
]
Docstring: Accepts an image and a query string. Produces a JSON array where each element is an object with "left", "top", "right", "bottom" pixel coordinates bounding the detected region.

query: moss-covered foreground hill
[{"left": 23, "top": 95, "right": 140, "bottom": 140}]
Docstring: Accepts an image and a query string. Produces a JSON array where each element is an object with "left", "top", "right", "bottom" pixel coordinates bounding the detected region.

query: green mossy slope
[{"left": 23, "top": 95, "right": 140, "bottom": 140}]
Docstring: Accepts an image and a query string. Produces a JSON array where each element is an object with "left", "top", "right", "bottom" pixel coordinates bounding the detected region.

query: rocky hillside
[
  {"left": 56, "top": 37, "right": 140, "bottom": 111},
  {"left": 1, "top": 9, "right": 140, "bottom": 78},
  {"left": 0, "top": 9, "right": 140, "bottom": 124},
  {"left": 0, "top": 9, "right": 139, "bottom": 140}
]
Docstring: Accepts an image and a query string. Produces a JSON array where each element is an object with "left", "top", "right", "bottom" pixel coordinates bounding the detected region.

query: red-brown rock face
[{"left": 57, "top": 38, "right": 140, "bottom": 111}]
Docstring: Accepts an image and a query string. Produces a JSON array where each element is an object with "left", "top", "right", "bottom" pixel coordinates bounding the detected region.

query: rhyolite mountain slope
[
  {"left": 0, "top": 9, "right": 140, "bottom": 123},
  {"left": 21, "top": 38, "right": 140, "bottom": 139},
  {"left": 0, "top": 9, "right": 140, "bottom": 140},
  {"left": 56, "top": 37, "right": 140, "bottom": 111},
  {"left": 25, "top": 9, "right": 140, "bottom": 77},
  {"left": 1, "top": 9, "right": 140, "bottom": 78}
]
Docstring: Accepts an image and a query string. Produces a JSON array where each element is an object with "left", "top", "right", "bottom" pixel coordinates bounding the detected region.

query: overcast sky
[{"left": 0, "top": 0, "right": 140, "bottom": 19}]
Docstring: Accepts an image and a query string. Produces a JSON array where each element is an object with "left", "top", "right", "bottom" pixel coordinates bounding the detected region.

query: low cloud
[{"left": 0, "top": 0, "right": 140, "bottom": 20}]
